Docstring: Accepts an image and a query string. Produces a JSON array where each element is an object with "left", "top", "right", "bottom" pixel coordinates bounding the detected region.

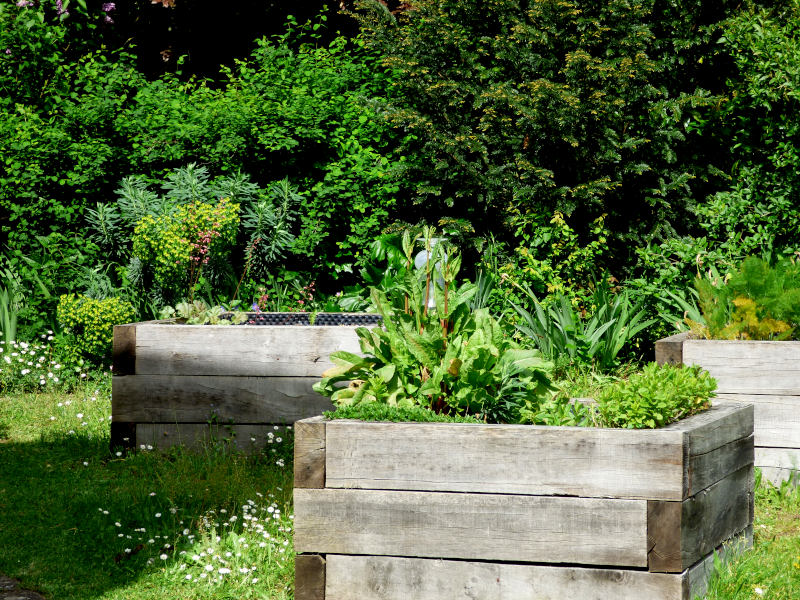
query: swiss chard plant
[{"left": 313, "top": 228, "right": 554, "bottom": 424}]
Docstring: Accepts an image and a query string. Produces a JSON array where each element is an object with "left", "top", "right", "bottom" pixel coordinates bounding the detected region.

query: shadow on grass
[{"left": 0, "top": 429, "right": 294, "bottom": 600}]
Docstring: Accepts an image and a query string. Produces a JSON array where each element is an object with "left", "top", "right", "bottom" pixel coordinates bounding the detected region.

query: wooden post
[
  {"left": 655, "top": 331, "right": 690, "bottom": 367},
  {"left": 294, "top": 417, "right": 326, "bottom": 489},
  {"left": 295, "top": 554, "right": 325, "bottom": 600}
]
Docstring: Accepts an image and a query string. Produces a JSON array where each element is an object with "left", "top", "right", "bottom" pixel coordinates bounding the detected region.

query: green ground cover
[
  {"left": 1, "top": 384, "right": 798, "bottom": 599},
  {"left": 0, "top": 382, "right": 295, "bottom": 599}
]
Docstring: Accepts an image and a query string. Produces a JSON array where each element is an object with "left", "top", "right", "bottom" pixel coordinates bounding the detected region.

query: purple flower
[
  {"left": 102, "top": 2, "right": 116, "bottom": 11},
  {"left": 16, "top": 1, "right": 33, "bottom": 8},
  {"left": 104, "top": 14, "right": 114, "bottom": 24},
  {"left": 55, "top": 0, "right": 68, "bottom": 16},
  {"left": 4, "top": 49, "right": 11, "bottom": 55}
]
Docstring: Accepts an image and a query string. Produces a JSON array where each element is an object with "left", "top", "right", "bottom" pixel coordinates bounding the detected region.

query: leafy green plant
[
  {"left": 596, "top": 363, "right": 716, "bottom": 429},
  {"left": 511, "top": 281, "right": 654, "bottom": 372},
  {"left": 325, "top": 403, "right": 481, "bottom": 423},
  {"left": 56, "top": 293, "right": 136, "bottom": 364},
  {"left": 691, "top": 257, "right": 800, "bottom": 340},
  {"left": 158, "top": 300, "right": 248, "bottom": 326},
  {"left": 240, "top": 179, "right": 304, "bottom": 282},
  {"left": 314, "top": 229, "right": 554, "bottom": 423}
]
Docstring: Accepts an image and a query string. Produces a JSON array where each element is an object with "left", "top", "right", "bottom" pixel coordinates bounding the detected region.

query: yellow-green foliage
[
  {"left": 132, "top": 198, "right": 239, "bottom": 293},
  {"left": 57, "top": 294, "right": 136, "bottom": 361},
  {"left": 691, "top": 257, "right": 800, "bottom": 340}
]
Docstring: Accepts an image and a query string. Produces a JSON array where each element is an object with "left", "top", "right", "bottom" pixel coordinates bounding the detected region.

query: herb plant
[
  {"left": 596, "top": 363, "right": 716, "bottom": 429},
  {"left": 314, "top": 229, "right": 554, "bottom": 424}
]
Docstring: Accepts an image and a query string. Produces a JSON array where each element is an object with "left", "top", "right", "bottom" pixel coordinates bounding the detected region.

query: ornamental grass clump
[{"left": 314, "top": 228, "right": 554, "bottom": 424}]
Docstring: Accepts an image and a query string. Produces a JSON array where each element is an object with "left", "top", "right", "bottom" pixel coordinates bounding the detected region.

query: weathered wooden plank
[
  {"left": 647, "top": 465, "right": 753, "bottom": 573},
  {"left": 135, "top": 423, "right": 290, "bottom": 452},
  {"left": 662, "top": 402, "right": 754, "bottom": 496},
  {"left": 756, "top": 447, "right": 800, "bottom": 485},
  {"left": 686, "top": 434, "right": 754, "bottom": 497},
  {"left": 716, "top": 394, "right": 800, "bottom": 448},
  {"left": 295, "top": 417, "right": 326, "bottom": 489},
  {"left": 647, "top": 500, "right": 683, "bottom": 572},
  {"left": 325, "top": 421, "right": 684, "bottom": 500},
  {"left": 655, "top": 331, "right": 690, "bottom": 367},
  {"left": 683, "top": 339, "right": 800, "bottom": 395},
  {"left": 324, "top": 555, "right": 682, "bottom": 600},
  {"left": 295, "top": 554, "right": 325, "bottom": 600},
  {"left": 321, "top": 528, "right": 754, "bottom": 600},
  {"left": 323, "top": 404, "right": 751, "bottom": 501},
  {"left": 112, "top": 375, "right": 333, "bottom": 423},
  {"left": 134, "top": 324, "right": 362, "bottom": 377},
  {"left": 294, "top": 488, "right": 648, "bottom": 567},
  {"left": 112, "top": 324, "right": 137, "bottom": 376}
]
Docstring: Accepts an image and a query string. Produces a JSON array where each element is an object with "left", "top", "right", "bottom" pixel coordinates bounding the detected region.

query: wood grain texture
[
  {"left": 112, "top": 375, "right": 333, "bottom": 423},
  {"left": 112, "top": 324, "right": 137, "bottom": 376},
  {"left": 648, "top": 465, "right": 753, "bottom": 573},
  {"left": 321, "top": 530, "right": 754, "bottom": 600},
  {"left": 295, "top": 417, "right": 326, "bottom": 489},
  {"left": 716, "top": 394, "right": 800, "bottom": 448},
  {"left": 660, "top": 402, "right": 753, "bottom": 496},
  {"left": 683, "top": 339, "right": 800, "bottom": 395},
  {"left": 323, "top": 404, "right": 752, "bottom": 501},
  {"left": 135, "top": 423, "right": 289, "bottom": 452},
  {"left": 647, "top": 500, "right": 683, "bottom": 572},
  {"left": 324, "top": 555, "right": 684, "bottom": 600},
  {"left": 134, "top": 324, "right": 362, "bottom": 377},
  {"left": 294, "top": 488, "right": 648, "bottom": 567},
  {"left": 655, "top": 332, "right": 690, "bottom": 367},
  {"left": 325, "top": 421, "right": 684, "bottom": 500},
  {"left": 295, "top": 554, "right": 325, "bottom": 600},
  {"left": 756, "top": 447, "right": 800, "bottom": 485}
]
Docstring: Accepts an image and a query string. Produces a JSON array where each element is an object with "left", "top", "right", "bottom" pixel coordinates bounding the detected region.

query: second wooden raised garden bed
[
  {"left": 110, "top": 313, "right": 376, "bottom": 451},
  {"left": 293, "top": 402, "right": 754, "bottom": 600},
  {"left": 657, "top": 332, "right": 800, "bottom": 484}
]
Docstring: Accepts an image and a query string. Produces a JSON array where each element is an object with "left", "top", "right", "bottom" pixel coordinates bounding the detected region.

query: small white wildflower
[
  {"left": 204, "top": 565, "right": 213, "bottom": 572},
  {"left": 159, "top": 553, "right": 168, "bottom": 560},
  {"left": 252, "top": 578, "right": 258, "bottom": 584},
  {"left": 83, "top": 461, "right": 89, "bottom": 466},
  {"left": 115, "top": 451, "right": 122, "bottom": 457},
  {"left": 76, "top": 413, "right": 83, "bottom": 419},
  {"left": 218, "top": 568, "right": 230, "bottom": 575},
  {"left": 49, "top": 416, "right": 55, "bottom": 421},
  {"left": 155, "top": 513, "right": 161, "bottom": 518},
  {"left": 184, "top": 574, "right": 192, "bottom": 581}
]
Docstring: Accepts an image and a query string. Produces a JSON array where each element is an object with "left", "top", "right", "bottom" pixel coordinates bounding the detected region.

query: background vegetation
[{"left": 2, "top": 0, "right": 799, "bottom": 356}]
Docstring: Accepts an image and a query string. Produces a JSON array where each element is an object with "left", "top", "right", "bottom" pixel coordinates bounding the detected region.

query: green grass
[
  {"left": 2, "top": 385, "right": 799, "bottom": 599},
  {"left": 0, "top": 384, "right": 295, "bottom": 599},
  {"left": 703, "top": 472, "right": 800, "bottom": 600}
]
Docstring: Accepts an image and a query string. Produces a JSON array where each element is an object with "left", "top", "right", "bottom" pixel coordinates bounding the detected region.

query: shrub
[
  {"left": 356, "top": 0, "right": 733, "bottom": 271},
  {"left": 56, "top": 293, "right": 136, "bottom": 364},
  {"left": 132, "top": 197, "right": 240, "bottom": 301}
]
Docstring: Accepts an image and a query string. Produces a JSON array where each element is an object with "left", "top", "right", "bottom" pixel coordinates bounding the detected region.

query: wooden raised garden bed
[
  {"left": 110, "top": 314, "right": 376, "bottom": 451},
  {"left": 293, "top": 402, "right": 754, "bottom": 600},
  {"left": 657, "top": 332, "right": 800, "bottom": 484}
]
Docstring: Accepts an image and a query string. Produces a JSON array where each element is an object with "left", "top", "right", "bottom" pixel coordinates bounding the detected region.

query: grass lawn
[
  {"left": 1, "top": 384, "right": 798, "bottom": 599},
  {"left": 0, "top": 382, "right": 295, "bottom": 599}
]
